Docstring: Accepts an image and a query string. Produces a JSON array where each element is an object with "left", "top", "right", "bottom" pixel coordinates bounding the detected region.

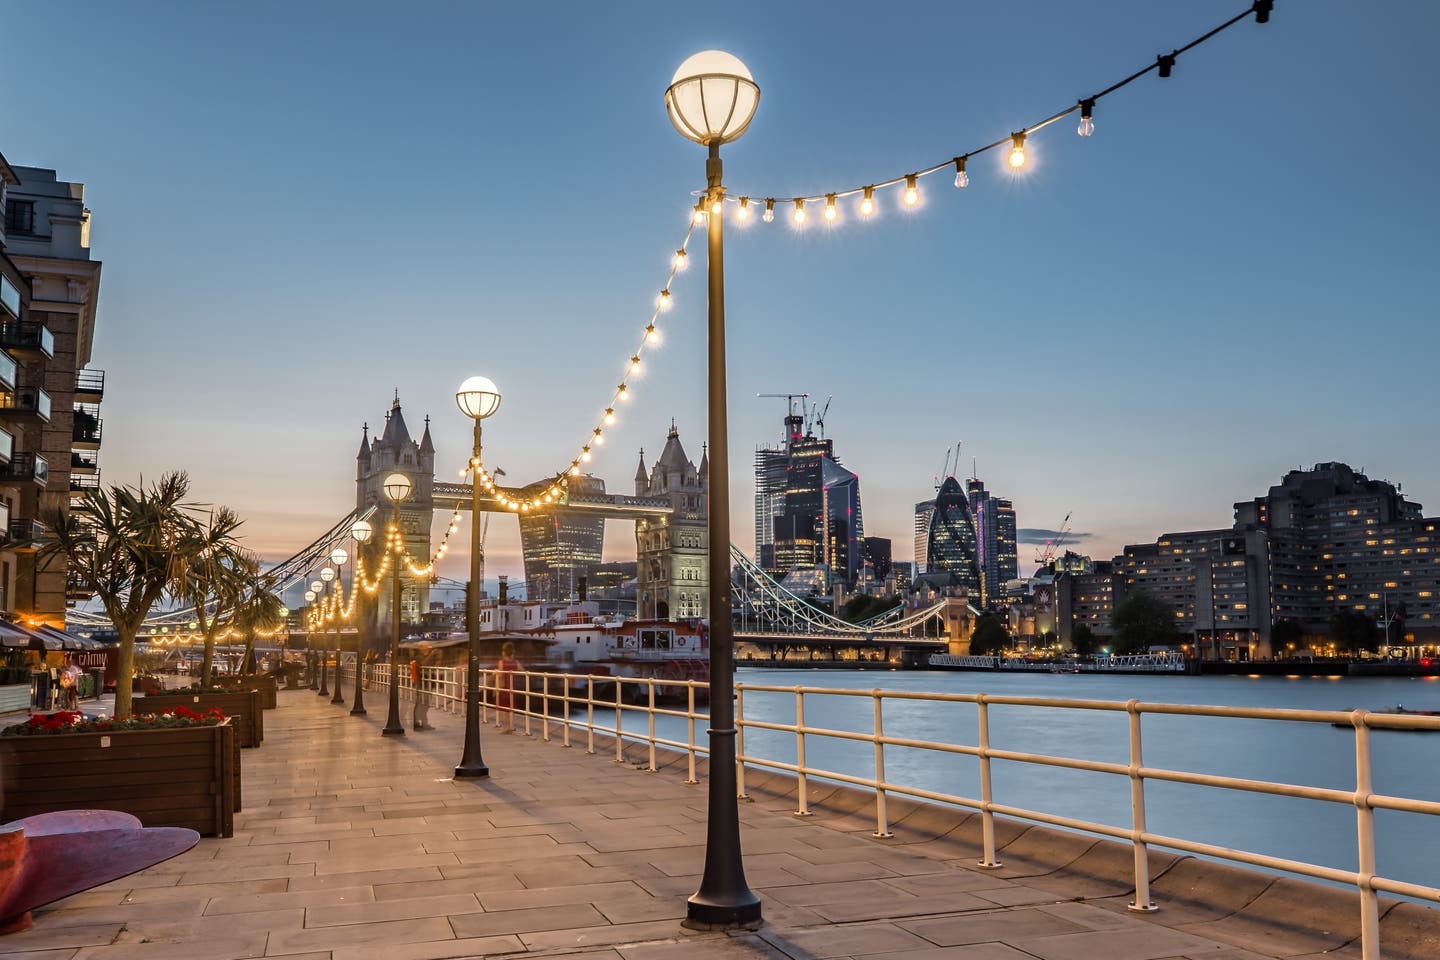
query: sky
[{"left": 2, "top": 0, "right": 1437, "bottom": 595}]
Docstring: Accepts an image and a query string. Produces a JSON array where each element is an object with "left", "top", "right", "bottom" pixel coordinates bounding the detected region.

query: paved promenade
[{"left": 6, "top": 688, "right": 1432, "bottom": 960}]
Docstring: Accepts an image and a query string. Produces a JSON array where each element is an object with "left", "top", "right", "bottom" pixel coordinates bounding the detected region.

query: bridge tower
[
  {"left": 356, "top": 393, "right": 434, "bottom": 630},
  {"left": 634, "top": 422, "right": 708, "bottom": 620}
]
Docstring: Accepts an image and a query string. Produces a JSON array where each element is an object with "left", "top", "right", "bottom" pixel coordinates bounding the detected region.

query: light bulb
[
  {"left": 710, "top": 195, "right": 722, "bottom": 215},
  {"left": 581, "top": 448, "right": 592, "bottom": 462},
  {"left": 645, "top": 325, "right": 660, "bottom": 344},
  {"left": 458, "top": 468, "right": 467, "bottom": 478},
  {"left": 793, "top": 199, "right": 805, "bottom": 224},
  {"left": 860, "top": 186, "right": 875, "bottom": 217},
  {"left": 1009, "top": 133, "right": 1027, "bottom": 169},
  {"left": 657, "top": 290, "right": 671, "bottom": 310},
  {"left": 903, "top": 175, "right": 918, "bottom": 207},
  {"left": 673, "top": 249, "right": 687, "bottom": 270},
  {"left": 593, "top": 429, "right": 604, "bottom": 445},
  {"left": 549, "top": 486, "right": 559, "bottom": 497},
  {"left": 617, "top": 383, "right": 629, "bottom": 400},
  {"left": 604, "top": 408, "right": 616, "bottom": 425},
  {"left": 954, "top": 157, "right": 969, "bottom": 189},
  {"left": 824, "top": 195, "right": 837, "bottom": 221},
  {"left": 692, "top": 203, "right": 706, "bottom": 224},
  {"left": 571, "top": 464, "right": 581, "bottom": 476},
  {"left": 737, "top": 197, "right": 750, "bottom": 221},
  {"left": 630, "top": 356, "right": 641, "bottom": 374},
  {"left": 763, "top": 199, "right": 775, "bottom": 223},
  {"left": 1078, "top": 99, "right": 1095, "bottom": 137}
]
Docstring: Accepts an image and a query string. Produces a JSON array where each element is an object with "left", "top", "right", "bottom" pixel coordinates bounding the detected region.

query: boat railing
[{"left": 362, "top": 664, "right": 1440, "bottom": 958}]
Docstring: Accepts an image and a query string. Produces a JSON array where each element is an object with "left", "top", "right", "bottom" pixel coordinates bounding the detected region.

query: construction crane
[
  {"left": 757, "top": 393, "right": 809, "bottom": 445},
  {"left": 813, "top": 395, "right": 832, "bottom": 439},
  {"left": 757, "top": 393, "right": 808, "bottom": 418},
  {"left": 1033, "top": 511, "right": 1073, "bottom": 566}
]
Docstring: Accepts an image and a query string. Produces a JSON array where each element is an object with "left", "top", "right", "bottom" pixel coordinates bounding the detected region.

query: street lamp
[
  {"left": 666, "top": 49, "right": 762, "bottom": 929},
  {"left": 455, "top": 375, "right": 501, "bottom": 779},
  {"left": 350, "top": 519, "right": 373, "bottom": 716},
  {"left": 382, "top": 471, "right": 413, "bottom": 736},
  {"left": 316, "top": 571, "right": 333, "bottom": 698},
  {"left": 308, "top": 580, "right": 324, "bottom": 690},
  {"left": 303, "top": 589, "right": 317, "bottom": 687},
  {"left": 329, "top": 549, "right": 348, "bottom": 706}
]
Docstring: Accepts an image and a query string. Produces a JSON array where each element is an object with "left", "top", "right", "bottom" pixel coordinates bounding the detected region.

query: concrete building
[
  {"left": 634, "top": 423, "right": 708, "bottom": 619},
  {"left": 966, "top": 476, "right": 1018, "bottom": 608},
  {"left": 1, "top": 158, "right": 105, "bottom": 625}
]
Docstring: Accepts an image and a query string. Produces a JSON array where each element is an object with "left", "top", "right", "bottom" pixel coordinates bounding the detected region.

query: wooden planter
[
  {"left": 135, "top": 691, "right": 263, "bottom": 748},
  {"left": 221, "top": 675, "right": 278, "bottom": 709},
  {"left": 0, "top": 722, "right": 236, "bottom": 837}
]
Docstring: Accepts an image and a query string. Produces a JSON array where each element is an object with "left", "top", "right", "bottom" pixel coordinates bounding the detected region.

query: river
[{"left": 609, "top": 667, "right": 1440, "bottom": 894}]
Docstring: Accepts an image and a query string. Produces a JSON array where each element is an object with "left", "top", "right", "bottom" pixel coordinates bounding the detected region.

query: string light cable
[{"left": 717, "top": 2, "right": 1275, "bottom": 218}]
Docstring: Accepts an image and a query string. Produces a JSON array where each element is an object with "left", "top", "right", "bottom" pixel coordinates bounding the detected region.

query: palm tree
[
  {"left": 42, "top": 472, "right": 204, "bottom": 719},
  {"left": 172, "top": 507, "right": 248, "bottom": 687},
  {"left": 233, "top": 573, "right": 285, "bottom": 674}
]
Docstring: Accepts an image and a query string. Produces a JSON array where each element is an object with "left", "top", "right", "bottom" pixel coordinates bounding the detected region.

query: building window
[{"left": 4, "top": 200, "right": 35, "bottom": 236}]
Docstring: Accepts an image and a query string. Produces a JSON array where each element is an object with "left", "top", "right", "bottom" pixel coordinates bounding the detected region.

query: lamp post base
[
  {"left": 683, "top": 895, "right": 763, "bottom": 930},
  {"left": 381, "top": 724, "right": 405, "bottom": 737},
  {"left": 453, "top": 762, "right": 489, "bottom": 779}
]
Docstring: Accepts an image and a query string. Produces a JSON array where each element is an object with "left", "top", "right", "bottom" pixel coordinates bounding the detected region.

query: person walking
[
  {"left": 411, "top": 646, "right": 432, "bottom": 730},
  {"left": 496, "top": 642, "right": 522, "bottom": 734}
]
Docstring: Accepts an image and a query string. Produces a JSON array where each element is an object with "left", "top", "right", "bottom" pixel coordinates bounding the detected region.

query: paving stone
[
  {"left": 265, "top": 916, "right": 458, "bottom": 954},
  {"left": 1011, "top": 927, "right": 1239, "bottom": 960},
  {"left": 901, "top": 907, "right": 1092, "bottom": 946},
  {"left": 760, "top": 922, "right": 934, "bottom": 958},
  {"left": 449, "top": 902, "right": 608, "bottom": 938},
  {"left": 204, "top": 886, "right": 376, "bottom": 915}
]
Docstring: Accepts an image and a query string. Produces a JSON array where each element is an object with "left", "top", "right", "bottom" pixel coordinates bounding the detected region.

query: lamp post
[
  {"left": 329, "top": 549, "right": 348, "bottom": 705},
  {"left": 303, "top": 589, "right": 317, "bottom": 687},
  {"left": 313, "top": 576, "right": 330, "bottom": 696},
  {"left": 381, "top": 472, "right": 412, "bottom": 737},
  {"left": 666, "top": 50, "right": 762, "bottom": 929},
  {"left": 455, "top": 375, "right": 501, "bottom": 779},
  {"left": 350, "top": 520, "right": 372, "bottom": 716}
]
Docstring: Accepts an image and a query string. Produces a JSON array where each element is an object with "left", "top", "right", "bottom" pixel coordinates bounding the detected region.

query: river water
[{"left": 609, "top": 667, "right": 1440, "bottom": 894}]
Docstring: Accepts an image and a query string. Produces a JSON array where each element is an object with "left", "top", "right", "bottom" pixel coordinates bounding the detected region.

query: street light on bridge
[
  {"left": 665, "top": 49, "right": 762, "bottom": 929},
  {"left": 381, "top": 471, "right": 413, "bottom": 736},
  {"left": 454, "top": 375, "right": 501, "bottom": 779}
]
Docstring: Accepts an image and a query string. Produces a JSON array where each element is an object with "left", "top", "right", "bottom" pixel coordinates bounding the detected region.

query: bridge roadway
[
  {"left": 433, "top": 482, "right": 672, "bottom": 520},
  {"left": 16, "top": 691, "right": 1435, "bottom": 959}
]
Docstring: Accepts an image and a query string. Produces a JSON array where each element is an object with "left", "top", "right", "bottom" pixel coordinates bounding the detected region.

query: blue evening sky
[{"left": 2, "top": 1, "right": 1436, "bottom": 585}]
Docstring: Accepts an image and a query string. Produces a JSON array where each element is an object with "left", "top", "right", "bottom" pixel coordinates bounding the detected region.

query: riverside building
[{"left": 1, "top": 156, "right": 106, "bottom": 625}]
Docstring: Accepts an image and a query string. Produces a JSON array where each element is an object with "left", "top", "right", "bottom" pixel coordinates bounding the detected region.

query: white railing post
[
  {"left": 794, "top": 687, "right": 811, "bottom": 816},
  {"left": 614, "top": 680, "right": 625, "bottom": 763},
  {"left": 479, "top": 668, "right": 488, "bottom": 723},
  {"left": 541, "top": 673, "right": 551, "bottom": 742},
  {"left": 561, "top": 676, "right": 571, "bottom": 748},
  {"left": 523, "top": 672, "right": 532, "bottom": 737},
  {"left": 685, "top": 681, "right": 698, "bottom": 784},
  {"left": 586, "top": 676, "right": 595, "bottom": 754},
  {"left": 977, "top": 694, "right": 1002, "bottom": 868},
  {"left": 646, "top": 678, "right": 657, "bottom": 772},
  {"left": 1353, "top": 710, "right": 1381, "bottom": 960},
  {"left": 1127, "top": 700, "right": 1157, "bottom": 912},
  {"left": 873, "top": 690, "right": 892, "bottom": 838},
  {"left": 736, "top": 685, "right": 748, "bottom": 799}
]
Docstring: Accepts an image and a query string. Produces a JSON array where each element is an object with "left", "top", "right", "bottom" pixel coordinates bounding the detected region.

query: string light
[
  {"left": 792, "top": 199, "right": 805, "bottom": 225},
  {"left": 673, "top": 249, "right": 687, "bottom": 270},
  {"left": 736, "top": 197, "right": 750, "bottom": 221},
  {"left": 692, "top": 202, "right": 707, "bottom": 224},
  {"left": 710, "top": 3, "right": 1271, "bottom": 221},
  {"left": 1008, "top": 133, "right": 1027, "bottom": 169},
  {"left": 824, "top": 194, "right": 837, "bottom": 222},
  {"left": 657, "top": 289, "right": 672, "bottom": 311},
  {"left": 604, "top": 408, "right": 616, "bottom": 425}
]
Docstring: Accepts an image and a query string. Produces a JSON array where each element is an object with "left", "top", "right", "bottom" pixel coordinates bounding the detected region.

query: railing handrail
[{"left": 361, "top": 664, "right": 1437, "bottom": 959}]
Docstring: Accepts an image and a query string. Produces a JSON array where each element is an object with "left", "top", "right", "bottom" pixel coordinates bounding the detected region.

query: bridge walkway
[{"left": 9, "top": 690, "right": 1431, "bottom": 960}]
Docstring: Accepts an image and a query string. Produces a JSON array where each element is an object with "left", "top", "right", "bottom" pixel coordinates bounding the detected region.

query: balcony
[
  {"left": 0, "top": 424, "right": 11, "bottom": 465},
  {"left": 0, "top": 388, "right": 51, "bottom": 423},
  {"left": 74, "top": 369, "right": 104, "bottom": 403},
  {"left": 0, "top": 320, "right": 54, "bottom": 360},
  {"left": 7, "top": 518, "right": 43, "bottom": 552},
  {"left": 0, "top": 351, "right": 14, "bottom": 395},
  {"left": 0, "top": 500, "right": 9, "bottom": 543},
  {"left": 67, "top": 573, "right": 93, "bottom": 603},
  {"left": 0, "top": 452, "right": 49, "bottom": 486},
  {"left": 70, "top": 450, "right": 99, "bottom": 475},
  {"left": 72, "top": 411, "right": 102, "bottom": 450},
  {"left": 70, "top": 473, "right": 100, "bottom": 498}
]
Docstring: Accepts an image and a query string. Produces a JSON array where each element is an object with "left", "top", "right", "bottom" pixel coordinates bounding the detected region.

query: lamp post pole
[
  {"left": 456, "top": 418, "right": 490, "bottom": 777},
  {"left": 664, "top": 51, "right": 761, "bottom": 929},
  {"left": 330, "top": 611, "right": 345, "bottom": 705},
  {"left": 453, "top": 376, "right": 499, "bottom": 778},
  {"left": 330, "top": 550, "right": 349, "bottom": 705},
  {"left": 381, "top": 476, "right": 412, "bottom": 737},
  {"left": 351, "top": 523, "right": 373, "bottom": 716},
  {"left": 317, "top": 588, "right": 330, "bottom": 698}
]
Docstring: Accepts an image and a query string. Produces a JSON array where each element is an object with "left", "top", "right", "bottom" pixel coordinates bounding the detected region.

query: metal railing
[{"left": 354, "top": 665, "right": 1438, "bottom": 959}]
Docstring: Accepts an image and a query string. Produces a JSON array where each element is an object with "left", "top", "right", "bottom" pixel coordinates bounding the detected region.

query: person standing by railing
[
  {"left": 410, "top": 644, "right": 432, "bottom": 730},
  {"left": 497, "top": 642, "right": 521, "bottom": 734}
]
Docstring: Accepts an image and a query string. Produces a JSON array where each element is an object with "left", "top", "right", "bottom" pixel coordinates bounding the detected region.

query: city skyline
[{"left": 2, "top": 1, "right": 1435, "bottom": 584}]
